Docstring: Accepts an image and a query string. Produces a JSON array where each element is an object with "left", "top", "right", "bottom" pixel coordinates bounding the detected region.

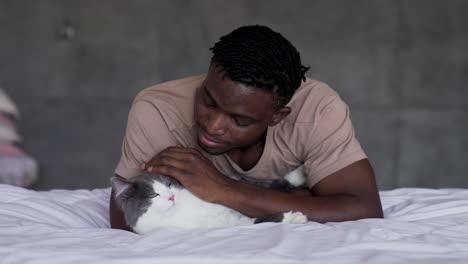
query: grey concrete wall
[{"left": 0, "top": 0, "right": 467, "bottom": 190}]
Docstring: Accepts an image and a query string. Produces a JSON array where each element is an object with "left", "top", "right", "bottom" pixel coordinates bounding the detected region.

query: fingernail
[{"left": 148, "top": 166, "right": 153, "bottom": 172}]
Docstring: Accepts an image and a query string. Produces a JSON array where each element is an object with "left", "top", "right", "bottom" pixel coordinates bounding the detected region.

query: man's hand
[{"left": 143, "top": 145, "right": 234, "bottom": 203}]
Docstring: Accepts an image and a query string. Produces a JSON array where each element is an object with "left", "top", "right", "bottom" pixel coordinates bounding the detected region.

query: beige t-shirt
[{"left": 115, "top": 75, "right": 367, "bottom": 188}]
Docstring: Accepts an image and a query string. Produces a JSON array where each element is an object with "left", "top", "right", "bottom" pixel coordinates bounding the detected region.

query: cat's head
[{"left": 110, "top": 172, "right": 183, "bottom": 230}]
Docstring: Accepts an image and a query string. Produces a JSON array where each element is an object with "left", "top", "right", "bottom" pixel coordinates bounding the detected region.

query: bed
[{"left": 0, "top": 183, "right": 467, "bottom": 264}]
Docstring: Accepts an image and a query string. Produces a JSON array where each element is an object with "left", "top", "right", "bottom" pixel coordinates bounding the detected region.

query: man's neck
[{"left": 227, "top": 133, "right": 266, "bottom": 171}]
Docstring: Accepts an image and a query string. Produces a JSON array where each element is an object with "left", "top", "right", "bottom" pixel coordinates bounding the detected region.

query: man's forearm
[
  {"left": 109, "top": 189, "right": 132, "bottom": 231},
  {"left": 218, "top": 180, "right": 382, "bottom": 223}
]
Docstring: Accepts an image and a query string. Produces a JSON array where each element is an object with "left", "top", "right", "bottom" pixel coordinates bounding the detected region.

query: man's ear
[{"left": 269, "top": 106, "right": 291, "bottom": 126}]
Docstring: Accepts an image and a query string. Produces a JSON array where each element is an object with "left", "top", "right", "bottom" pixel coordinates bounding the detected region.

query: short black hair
[{"left": 210, "top": 25, "right": 309, "bottom": 108}]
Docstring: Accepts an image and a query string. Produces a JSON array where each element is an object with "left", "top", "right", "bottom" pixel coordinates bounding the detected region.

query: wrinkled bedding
[{"left": 0, "top": 184, "right": 467, "bottom": 264}]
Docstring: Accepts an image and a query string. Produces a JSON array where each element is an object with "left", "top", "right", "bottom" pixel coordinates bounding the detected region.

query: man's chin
[{"left": 197, "top": 141, "right": 229, "bottom": 155}]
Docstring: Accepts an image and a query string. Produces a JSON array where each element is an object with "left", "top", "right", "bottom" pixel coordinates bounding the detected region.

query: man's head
[
  {"left": 210, "top": 25, "right": 309, "bottom": 109},
  {"left": 195, "top": 25, "right": 309, "bottom": 155}
]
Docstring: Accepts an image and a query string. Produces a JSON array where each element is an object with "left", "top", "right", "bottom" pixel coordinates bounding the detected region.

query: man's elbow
[
  {"left": 358, "top": 200, "right": 384, "bottom": 219},
  {"left": 344, "top": 194, "right": 384, "bottom": 221},
  {"left": 364, "top": 208, "right": 384, "bottom": 219}
]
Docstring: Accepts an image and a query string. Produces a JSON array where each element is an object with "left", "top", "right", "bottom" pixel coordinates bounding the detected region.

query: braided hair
[{"left": 210, "top": 25, "right": 310, "bottom": 109}]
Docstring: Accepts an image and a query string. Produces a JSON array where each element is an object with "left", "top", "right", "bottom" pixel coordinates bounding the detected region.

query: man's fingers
[
  {"left": 164, "top": 146, "right": 201, "bottom": 155},
  {"left": 148, "top": 155, "right": 187, "bottom": 172},
  {"left": 142, "top": 146, "right": 203, "bottom": 172},
  {"left": 155, "top": 149, "right": 202, "bottom": 164},
  {"left": 152, "top": 165, "right": 188, "bottom": 182},
  {"left": 144, "top": 151, "right": 187, "bottom": 170}
]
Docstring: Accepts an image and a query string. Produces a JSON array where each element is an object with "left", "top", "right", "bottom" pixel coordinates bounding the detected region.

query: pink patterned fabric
[
  {"left": 0, "top": 90, "right": 38, "bottom": 187},
  {"left": 0, "top": 113, "right": 15, "bottom": 129},
  {"left": 0, "top": 113, "right": 20, "bottom": 142},
  {"left": 0, "top": 141, "right": 24, "bottom": 156}
]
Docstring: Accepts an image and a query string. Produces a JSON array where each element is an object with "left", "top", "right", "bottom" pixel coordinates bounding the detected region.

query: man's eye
[
  {"left": 148, "top": 193, "right": 159, "bottom": 198},
  {"left": 234, "top": 118, "right": 251, "bottom": 127}
]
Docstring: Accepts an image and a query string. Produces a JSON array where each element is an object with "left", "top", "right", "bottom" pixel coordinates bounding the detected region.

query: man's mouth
[{"left": 198, "top": 131, "right": 224, "bottom": 148}]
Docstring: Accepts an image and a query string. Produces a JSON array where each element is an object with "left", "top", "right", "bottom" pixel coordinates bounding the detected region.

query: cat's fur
[{"left": 111, "top": 166, "right": 308, "bottom": 234}]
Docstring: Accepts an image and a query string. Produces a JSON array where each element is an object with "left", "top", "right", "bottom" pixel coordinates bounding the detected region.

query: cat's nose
[{"left": 168, "top": 194, "right": 175, "bottom": 201}]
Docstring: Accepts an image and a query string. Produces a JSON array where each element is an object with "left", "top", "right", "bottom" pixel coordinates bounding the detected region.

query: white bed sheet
[{"left": 0, "top": 184, "right": 467, "bottom": 264}]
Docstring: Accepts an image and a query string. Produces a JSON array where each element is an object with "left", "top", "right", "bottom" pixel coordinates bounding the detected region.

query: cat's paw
[{"left": 281, "top": 211, "right": 308, "bottom": 224}]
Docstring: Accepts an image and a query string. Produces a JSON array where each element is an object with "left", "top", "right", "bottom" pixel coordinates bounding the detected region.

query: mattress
[{"left": 0, "top": 184, "right": 467, "bottom": 263}]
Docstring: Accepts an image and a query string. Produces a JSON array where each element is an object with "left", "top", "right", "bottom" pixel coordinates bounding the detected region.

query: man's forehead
[{"left": 202, "top": 77, "right": 275, "bottom": 119}]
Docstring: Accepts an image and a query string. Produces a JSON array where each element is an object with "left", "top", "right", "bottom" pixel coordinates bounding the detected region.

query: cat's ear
[{"left": 110, "top": 175, "right": 134, "bottom": 199}]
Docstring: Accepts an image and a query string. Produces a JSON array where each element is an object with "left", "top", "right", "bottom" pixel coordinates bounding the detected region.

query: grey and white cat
[{"left": 111, "top": 166, "right": 308, "bottom": 234}]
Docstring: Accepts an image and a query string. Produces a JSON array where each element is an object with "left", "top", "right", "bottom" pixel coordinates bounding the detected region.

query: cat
[{"left": 111, "top": 166, "right": 308, "bottom": 234}]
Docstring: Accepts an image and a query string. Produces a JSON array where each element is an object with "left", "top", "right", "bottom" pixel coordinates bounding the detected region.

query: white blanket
[{"left": 0, "top": 184, "right": 467, "bottom": 264}]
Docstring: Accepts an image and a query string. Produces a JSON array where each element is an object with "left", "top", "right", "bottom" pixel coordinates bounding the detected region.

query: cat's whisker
[{"left": 126, "top": 210, "right": 141, "bottom": 229}]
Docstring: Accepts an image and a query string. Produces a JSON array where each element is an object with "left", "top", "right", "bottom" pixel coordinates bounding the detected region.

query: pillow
[
  {"left": 0, "top": 113, "right": 20, "bottom": 142},
  {"left": 0, "top": 88, "right": 19, "bottom": 118},
  {"left": 0, "top": 155, "right": 38, "bottom": 187},
  {"left": 0, "top": 141, "right": 24, "bottom": 156},
  {"left": 0, "top": 123, "right": 20, "bottom": 142}
]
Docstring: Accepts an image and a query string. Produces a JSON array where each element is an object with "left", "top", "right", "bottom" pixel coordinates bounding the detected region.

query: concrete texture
[
  {"left": 351, "top": 110, "right": 400, "bottom": 189},
  {"left": 0, "top": 0, "right": 467, "bottom": 190},
  {"left": 14, "top": 98, "right": 129, "bottom": 189},
  {"left": 398, "top": 110, "right": 468, "bottom": 188}
]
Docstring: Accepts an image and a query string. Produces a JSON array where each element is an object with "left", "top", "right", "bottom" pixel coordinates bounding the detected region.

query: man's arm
[
  {"left": 147, "top": 146, "right": 383, "bottom": 223},
  {"left": 218, "top": 159, "right": 383, "bottom": 222},
  {"left": 109, "top": 174, "right": 132, "bottom": 231}
]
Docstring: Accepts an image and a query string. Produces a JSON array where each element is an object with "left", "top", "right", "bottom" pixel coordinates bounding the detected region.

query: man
[{"left": 110, "top": 25, "right": 383, "bottom": 230}]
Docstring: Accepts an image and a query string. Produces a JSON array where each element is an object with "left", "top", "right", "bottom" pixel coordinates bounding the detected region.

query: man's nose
[{"left": 205, "top": 111, "right": 226, "bottom": 136}]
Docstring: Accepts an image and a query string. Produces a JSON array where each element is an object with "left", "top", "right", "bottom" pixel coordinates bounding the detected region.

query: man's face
[{"left": 194, "top": 65, "right": 278, "bottom": 155}]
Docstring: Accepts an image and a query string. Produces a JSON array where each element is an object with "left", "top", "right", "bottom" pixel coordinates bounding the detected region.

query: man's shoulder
[
  {"left": 134, "top": 75, "right": 205, "bottom": 103},
  {"left": 132, "top": 75, "right": 205, "bottom": 130},
  {"left": 296, "top": 78, "right": 335, "bottom": 95},
  {"left": 286, "top": 78, "right": 341, "bottom": 124},
  {"left": 272, "top": 77, "right": 352, "bottom": 154}
]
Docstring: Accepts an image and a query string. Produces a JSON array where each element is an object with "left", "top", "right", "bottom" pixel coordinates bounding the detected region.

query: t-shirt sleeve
[
  {"left": 303, "top": 96, "right": 367, "bottom": 188},
  {"left": 115, "top": 100, "right": 178, "bottom": 179}
]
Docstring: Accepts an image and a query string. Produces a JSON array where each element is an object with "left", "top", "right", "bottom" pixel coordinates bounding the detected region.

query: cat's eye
[{"left": 148, "top": 193, "right": 159, "bottom": 198}]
